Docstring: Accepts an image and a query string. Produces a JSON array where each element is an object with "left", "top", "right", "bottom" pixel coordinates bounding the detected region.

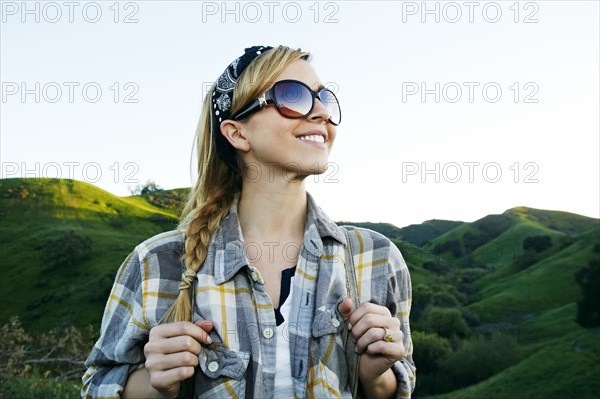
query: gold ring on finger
[{"left": 383, "top": 327, "right": 393, "bottom": 342}]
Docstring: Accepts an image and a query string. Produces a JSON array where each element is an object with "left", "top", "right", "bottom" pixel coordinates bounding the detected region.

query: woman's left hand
[{"left": 338, "top": 298, "right": 406, "bottom": 382}]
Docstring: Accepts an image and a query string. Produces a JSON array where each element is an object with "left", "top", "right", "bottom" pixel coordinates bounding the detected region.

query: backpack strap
[{"left": 342, "top": 226, "right": 361, "bottom": 399}]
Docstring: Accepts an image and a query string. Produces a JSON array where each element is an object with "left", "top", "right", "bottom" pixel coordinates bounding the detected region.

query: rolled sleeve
[
  {"left": 387, "top": 241, "right": 417, "bottom": 398},
  {"left": 81, "top": 247, "right": 150, "bottom": 398}
]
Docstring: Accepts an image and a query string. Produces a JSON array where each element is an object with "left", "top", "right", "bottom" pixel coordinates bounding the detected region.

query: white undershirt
[{"left": 273, "top": 275, "right": 295, "bottom": 396}]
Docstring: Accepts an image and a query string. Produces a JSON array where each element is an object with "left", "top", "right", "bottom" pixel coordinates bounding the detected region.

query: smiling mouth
[{"left": 297, "top": 135, "right": 325, "bottom": 144}]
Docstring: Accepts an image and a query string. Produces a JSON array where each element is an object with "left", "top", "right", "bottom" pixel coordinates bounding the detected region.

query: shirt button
[
  {"left": 332, "top": 318, "right": 340, "bottom": 327},
  {"left": 208, "top": 361, "right": 219, "bottom": 372},
  {"left": 263, "top": 327, "right": 274, "bottom": 339},
  {"left": 251, "top": 271, "right": 259, "bottom": 282}
]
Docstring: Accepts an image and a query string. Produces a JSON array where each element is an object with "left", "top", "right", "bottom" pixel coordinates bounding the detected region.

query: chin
[
  {"left": 297, "top": 161, "right": 330, "bottom": 176},
  {"left": 279, "top": 158, "right": 326, "bottom": 176}
]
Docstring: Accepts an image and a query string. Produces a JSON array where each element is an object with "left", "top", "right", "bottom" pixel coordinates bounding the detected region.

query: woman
[{"left": 82, "top": 45, "right": 416, "bottom": 399}]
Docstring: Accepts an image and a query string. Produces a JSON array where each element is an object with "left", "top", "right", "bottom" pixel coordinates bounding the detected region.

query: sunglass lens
[
  {"left": 320, "top": 89, "right": 341, "bottom": 125},
  {"left": 274, "top": 82, "right": 313, "bottom": 118}
]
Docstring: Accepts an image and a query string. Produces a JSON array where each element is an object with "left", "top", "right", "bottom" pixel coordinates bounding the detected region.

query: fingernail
[
  {"left": 207, "top": 336, "right": 213, "bottom": 344},
  {"left": 354, "top": 346, "right": 359, "bottom": 354},
  {"left": 347, "top": 322, "right": 352, "bottom": 331}
]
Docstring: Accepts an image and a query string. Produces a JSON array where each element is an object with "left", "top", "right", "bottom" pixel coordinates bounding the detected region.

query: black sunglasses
[{"left": 230, "top": 79, "right": 341, "bottom": 125}]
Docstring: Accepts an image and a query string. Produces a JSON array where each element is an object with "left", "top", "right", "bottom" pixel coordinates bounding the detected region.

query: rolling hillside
[
  {"left": 430, "top": 303, "right": 600, "bottom": 399},
  {"left": 344, "top": 220, "right": 464, "bottom": 247},
  {"left": 0, "top": 178, "right": 182, "bottom": 331},
  {"left": 412, "top": 206, "right": 599, "bottom": 398},
  {"left": 468, "top": 228, "right": 599, "bottom": 320}
]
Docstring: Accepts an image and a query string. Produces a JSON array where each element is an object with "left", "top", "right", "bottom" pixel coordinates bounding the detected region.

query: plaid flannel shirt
[{"left": 82, "top": 191, "right": 416, "bottom": 398}]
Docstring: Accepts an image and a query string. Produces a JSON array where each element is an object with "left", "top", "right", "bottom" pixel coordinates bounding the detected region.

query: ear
[{"left": 219, "top": 120, "right": 250, "bottom": 152}]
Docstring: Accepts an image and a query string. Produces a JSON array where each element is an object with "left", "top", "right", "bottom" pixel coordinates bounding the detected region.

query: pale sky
[{"left": 1, "top": 0, "right": 599, "bottom": 228}]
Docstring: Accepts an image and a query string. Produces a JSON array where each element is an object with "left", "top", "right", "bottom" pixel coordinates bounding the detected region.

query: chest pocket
[
  {"left": 195, "top": 343, "right": 251, "bottom": 398},
  {"left": 308, "top": 305, "right": 350, "bottom": 398}
]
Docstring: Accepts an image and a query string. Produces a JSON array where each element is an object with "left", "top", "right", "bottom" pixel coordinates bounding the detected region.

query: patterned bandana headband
[{"left": 211, "top": 45, "right": 274, "bottom": 170}]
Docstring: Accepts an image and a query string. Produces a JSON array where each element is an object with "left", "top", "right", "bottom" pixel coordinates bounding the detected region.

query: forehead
[{"left": 274, "top": 59, "right": 324, "bottom": 91}]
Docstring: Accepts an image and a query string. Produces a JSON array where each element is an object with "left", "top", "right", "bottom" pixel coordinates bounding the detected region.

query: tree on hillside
[
  {"left": 437, "top": 334, "right": 522, "bottom": 390},
  {"left": 422, "top": 307, "right": 469, "bottom": 339},
  {"left": 576, "top": 257, "right": 600, "bottom": 327},
  {"left": 434, "top": 239, "right": 463, "bottom": 258},
  {"left": 141, "top": 180, "right": 163, "bottom": 195},
  {"left": 523, "top": 235, "right": 552, "bottom": 252},
  {"left": 128, "top": 180, "right": 163, "bottom": 196},
  {"left": 423, "top": 261, "right": 451, "bottom": 274},
  {"left": 412, "top": 284, "right": 433, "bottom": 321},
  {"left": 36, "top": 230, "right": 93, "bottom": 269},
  {"left": 411, "top": 332, "right": 451, "bottom": 374}
]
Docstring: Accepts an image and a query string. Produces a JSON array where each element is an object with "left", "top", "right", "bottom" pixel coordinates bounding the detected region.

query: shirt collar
[{"left": 214, "top": 191, "right": 347, "bottom": 284}]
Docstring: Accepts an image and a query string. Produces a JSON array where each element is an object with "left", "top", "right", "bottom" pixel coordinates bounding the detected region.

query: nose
[{"left": 308, "top": 96, "right": 332, "bottom": 124}]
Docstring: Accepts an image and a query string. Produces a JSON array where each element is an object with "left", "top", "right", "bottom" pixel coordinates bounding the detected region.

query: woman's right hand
[{"left": 143, "top": 320, "right": 214, "bottom": 398}]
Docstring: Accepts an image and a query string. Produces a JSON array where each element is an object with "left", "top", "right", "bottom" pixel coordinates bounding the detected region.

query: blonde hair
[{"left": 160, "top": 45, "right": 312, "bottom": 323}]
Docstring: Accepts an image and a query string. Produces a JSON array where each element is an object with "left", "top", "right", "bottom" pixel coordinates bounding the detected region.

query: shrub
[
  {"left": 473, "top": 214, "right": 514, "bottom": 238},
  {"left": 109, "top": 219, "right": 124, "bottom": 229},
  {"left": 523, "top": 235, "right": 552, "bottom": 253},
  {"left": 0, "top": 316, "right": 96, "bottom": 383},
  {"left": 412, "top": 284, "right": 433, "bottom": 321},
  {"left": 411, "top": 331, "right": 452, "bottom": 374},
  {"left": 559, "top": 235, "right": 575, "bottom": 250},
  {"left": 36, "top": 230, "right": 93, "bottom": 271},
  {"left": 457, "top": 282, "right": 477, "bottom": 297},
  {"left": 0, "top": 376, "right": 80, "bottom": 399},
  {"left": 433, "top": 292, "right": 459, "bottom": 308},
  {"left": 515, "top": 237, "right": 553, "bottom": 270},
  {"left": 422, "top": 307, "right": 469, "bottom": 339},
  {"left": 460, "top": 307, "right": 481, "bottom": 327},
  {"left": 18, "top": 188, "right": 30, "bottom": 199},
  {"left": 576, "top": 258, "right": 600, "bottom": 328},
  {"left": 463, "top": 231, "right": 487, "bottom": 251},
  {"left": 423, "top": 261, "right": 451, "bottom": 274},
  {"left": 439, "top": 283, "right": 467, "bottom": 304},
  {"left": 149, "top": 214, "right": 177, "bottom": 229},
  {"left": 3, "top": 185, "right": 30, "bottom": 199},
  {"left": 457, "top": 267, "right": 488, "bottom": 283},
  {"left": 437, "top": 334, "right": 522, "bottom": 389},
  {"left": 515, "top": 250, "right": 540, "bottom": 270},
  {"left": 434, "top": 239, "right": 463, "bottom": 258}
]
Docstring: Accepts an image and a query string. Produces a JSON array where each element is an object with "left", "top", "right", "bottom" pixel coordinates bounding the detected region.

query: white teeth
[{"left": 298, "top": 135, "right": 325, "bottom": 143}]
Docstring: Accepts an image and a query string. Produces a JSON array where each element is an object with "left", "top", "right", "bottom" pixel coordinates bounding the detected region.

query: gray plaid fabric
[{"left": 82, "top": 191, "right": 416, "bottom": 398}]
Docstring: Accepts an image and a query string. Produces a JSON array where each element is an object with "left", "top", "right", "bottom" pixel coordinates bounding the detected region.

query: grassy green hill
[
  {"left": 413, "top": 207, "right": 599, "bottom": 398},
  {"left": 345, "top": 220, "right": 464, "bottom": 247},
  {"left": 505, "top": 206, "right": 599, "bottom": 235},
  {"left": 424, "top": 208, "right": 596, "bottom": 265},
  {"left": 469, "top": 228, "right": 599, "bottom": 321},
  {"left": 397, "top": 219, "right": 465, "bottom": 247},
  {"left": 0, "top": 178, "right": 181, "bottom": 331},
  {"left": 420, "top": 208, "right": 598, "bottom": 297},
  {"left": 430, "top": 304, "right": 600, "bottom": 399}
]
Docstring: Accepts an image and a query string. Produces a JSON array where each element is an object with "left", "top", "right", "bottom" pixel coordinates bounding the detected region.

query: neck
[{"left": 237, "top": 176, "right": 308, "bottom": 242}]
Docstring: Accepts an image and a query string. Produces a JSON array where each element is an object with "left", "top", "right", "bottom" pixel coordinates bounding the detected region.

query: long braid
[{"left": 160, "top": 190, "right": 234, "bottom": 323}]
